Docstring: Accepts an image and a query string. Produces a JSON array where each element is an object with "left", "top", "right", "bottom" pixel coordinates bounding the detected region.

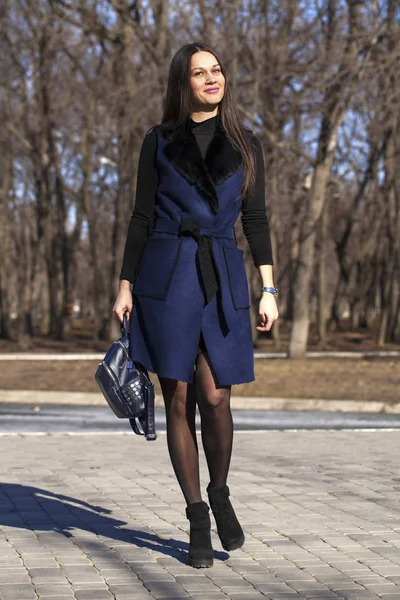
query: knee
[
  {"left": 161, "top": 380, "right": 189, "bottom": 419},
  {"left": 168, "top": 394, "right": 189, "bottom": 419},
  {"left": 199, "top": 390, "right": 230, "bottom": 413}
]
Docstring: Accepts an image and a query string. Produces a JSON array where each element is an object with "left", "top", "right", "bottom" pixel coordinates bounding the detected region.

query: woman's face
[{"left": 189, "top": 51, "right": 225, "bottom": 110}]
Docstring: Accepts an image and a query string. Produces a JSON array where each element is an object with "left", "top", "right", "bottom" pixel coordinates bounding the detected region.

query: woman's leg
[
  {"left": 158, "top": 375, "right": 201, "bottom": 505},
  {"left": 194, "top": 349, "right": 233, "bottom": 488},
  {"left": 159, "top": 372, "right": 214, "bottom": 567},
  {"left": 195, "top": 345, "right": 245, "bottom": 551}
]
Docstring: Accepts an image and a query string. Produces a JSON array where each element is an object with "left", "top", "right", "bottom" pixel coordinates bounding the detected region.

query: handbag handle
[{"left": 121, "top": 312, "right": 129, "bottom": 337}]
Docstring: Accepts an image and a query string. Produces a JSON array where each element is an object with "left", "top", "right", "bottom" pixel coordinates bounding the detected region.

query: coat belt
[{"left": 152, "top": 217, "right": 234, "bottom": 305}]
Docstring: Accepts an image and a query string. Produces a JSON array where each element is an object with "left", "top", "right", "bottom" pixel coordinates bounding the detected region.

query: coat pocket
[
  {"left": 133, "top": 237, "right": 183, "bottom": 300},
  {"left": 222, "top": 245, "right": 250, "bottom": 310}
]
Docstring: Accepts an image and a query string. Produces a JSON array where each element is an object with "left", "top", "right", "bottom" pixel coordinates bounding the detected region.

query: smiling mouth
[{"left": 205, "top": 88, "right": 219, "bottom": 92}]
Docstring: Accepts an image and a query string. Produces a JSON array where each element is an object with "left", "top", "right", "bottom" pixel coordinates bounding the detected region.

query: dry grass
[
  {"left": 238, "top": 357, "right": 400, "bottom": 402},
  {"left": 0, "top": 357, "right": 398, "bottom": 403}
]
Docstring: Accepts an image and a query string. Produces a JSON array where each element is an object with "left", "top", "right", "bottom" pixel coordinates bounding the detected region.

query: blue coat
[{"left": 129, "top": 119, "right": 255, "bottom": 386}]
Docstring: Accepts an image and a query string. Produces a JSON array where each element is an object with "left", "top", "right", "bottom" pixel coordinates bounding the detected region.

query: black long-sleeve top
[{"left": 120, "top": 114, "right": 273, "bottom": 283}]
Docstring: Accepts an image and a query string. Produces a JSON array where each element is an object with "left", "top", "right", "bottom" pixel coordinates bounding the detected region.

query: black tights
[{"left": 158, "top": 343, "right": 233, "bottom": 505}]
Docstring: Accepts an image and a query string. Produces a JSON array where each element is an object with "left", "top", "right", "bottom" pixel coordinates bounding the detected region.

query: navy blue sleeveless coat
[{"left": 129, "top": 117, "right": 255, "bottom": 386}]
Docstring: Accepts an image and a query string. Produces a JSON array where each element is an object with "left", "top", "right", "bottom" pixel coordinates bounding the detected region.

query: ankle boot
[
  {"left": 207, "top": 484, "right": 245, "bottom": 551},
  {"left": 185, "top": 501, "right": 213, "bottom": 568}
]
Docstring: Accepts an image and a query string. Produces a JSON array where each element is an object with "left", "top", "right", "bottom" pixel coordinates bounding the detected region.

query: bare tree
[{"left": 0, "top": 0, "right": 398, "bottom": 351}]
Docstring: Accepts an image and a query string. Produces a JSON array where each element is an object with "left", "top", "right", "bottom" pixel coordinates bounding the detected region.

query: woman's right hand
[{"left": 113, "top": 281, "right": 133, "bottom": 323}]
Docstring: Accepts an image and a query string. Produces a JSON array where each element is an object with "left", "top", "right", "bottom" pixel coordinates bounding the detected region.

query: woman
[{"left": 113, "top": 42, "right": 278, "bottom": 568}]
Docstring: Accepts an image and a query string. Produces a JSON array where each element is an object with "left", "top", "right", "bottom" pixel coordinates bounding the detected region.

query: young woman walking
[{"left": 113, "top": 42, "right": 278, "bottom": 568}]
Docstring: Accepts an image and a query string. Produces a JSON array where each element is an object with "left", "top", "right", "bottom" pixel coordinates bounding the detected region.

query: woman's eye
[{"left": 194, "top": 68, "right": 220, "bottom": 77}]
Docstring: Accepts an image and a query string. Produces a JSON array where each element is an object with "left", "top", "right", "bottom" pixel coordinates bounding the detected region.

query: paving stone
[
  {"left": 228, "top": 594, "right": 266, "bottom": 600},
  {"left": 299, "top": 593, "right": 339, "bottom": 599},
  {"left": 220, "top": 586, "right": 261, "bottom": 594},
  {"left": 254, "top": 582, "right": 301, "bottom": 594},
  {"left": 0, "top": 559, "right": 23, "bottom": 568},
  {"left": 329, "top": 583, "right": 366, "bottom": 591},
  {"left": 244, "top": 574, "right": 290, "bottom": 585},
  {"left": 290, "top": 581, "right": 333, "bottom": 592},
  {"left": 186, "top": 595, "right": 229, "bottom": 600},
  {"left": 273, "top": 569, "right": 318, "bottom": 580},
  {"left": 54, "top": 556, "right": 92, "bottom": 567},
  {"left": 69, "top": 585, "right": 111, "bottom": 596},
  {"left": 0, "top": 571, "right": 31, "bottom": 584},
  {"left": 74, "top": 592, "right": 114, "bottom": 600},
  {"left": 61, "top": 566, "right": 105, "bottom": 584},
  {"left": 364, "top": 583, "right": 399, "bottom": 593},
  {"left": 24, "top": 559, "right": 61, "bottom": 569},
  {"left": 113, "top": 596, "right": 154, "bottom": 600},
  {"left": 174, "top": 575, "right": 210, "bottom": 583},
  {"left": 267, "top": 595, "right": 303, "bottom": 599},
  {"left": 148, "top": 597, "right": 189, "bottom": 600},
  {"left": 323, "top": 574, "right": 363, "bottom": 584},
  {"left": 180, "top": 579, "right": 221, "bottom": 591},
  {"left": 34, "top": 584, "right": 74, "bottom": 596},
  {"left": 101, "top": 573, "right": 138, "bottom": 583},
  {"left": 222, "top": 577, "right": 262, "bottom": 588},
  {"left": 3, "top": 431, "right": 400, "bottom": 600},
  {"left": 29, "top": 567, "right": 69, "bottom": 585},
  {"left": 144, "top": 580, "right": 192, "bottom": 596},
  {"left": 0, "top": 584, "right": 37, "bottom": 600},
  {"left": 137, "top": 572, "right": 176, "bottom": 582},
  {"left": 331, "top": 590, "right": 380, "bottom": 599}
]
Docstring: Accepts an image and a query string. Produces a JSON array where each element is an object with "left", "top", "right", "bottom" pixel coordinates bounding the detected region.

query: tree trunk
[
  {"left": 317, "top": 197, "right": 329, "bottom": 347},
  {"left": 289, "top": 0, "right": 362, "bottom": 358},
  {"left": 0, "top": 145, "right": 13, "bottom": 340},
  {"left": 289, "top": 158, "right": 334, "bottom": 357}
]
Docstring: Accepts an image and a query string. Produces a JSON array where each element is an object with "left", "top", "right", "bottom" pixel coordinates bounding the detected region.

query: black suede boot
[
  {"left": 207, "top": 484, "right": 245, "bottom": 551},
  {"left": 185, "top": 501, "right": 214, "bottom": 568}
]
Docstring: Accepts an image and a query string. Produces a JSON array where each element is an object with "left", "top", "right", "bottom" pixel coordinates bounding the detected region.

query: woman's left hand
[{"left": 256, "top": 293, "right": 279, "bottom": 332}]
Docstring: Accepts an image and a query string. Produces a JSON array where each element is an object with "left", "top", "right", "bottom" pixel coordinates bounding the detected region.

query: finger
[
  {"left": 258, "top": 314, "right": 275, "bottom": 331},
  {"left": 266, "top": 315, "right": 277, "bottom": 330}
]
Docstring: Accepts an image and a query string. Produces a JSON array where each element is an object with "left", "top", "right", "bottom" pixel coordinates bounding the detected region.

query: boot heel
[
  {"left": 186, "top": 501, "right": 214, "bottom": 568},
  {"left": 222, "top": 531, "right": 245, "bottom": 552}
]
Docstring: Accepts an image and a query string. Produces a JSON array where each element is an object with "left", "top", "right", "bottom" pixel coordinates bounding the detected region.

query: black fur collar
[{"left": 159, "top": 116, "right": 243, "bottom": 214}]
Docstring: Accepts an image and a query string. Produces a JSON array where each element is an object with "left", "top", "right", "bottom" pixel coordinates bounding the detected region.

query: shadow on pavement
[{"left": 0, "top": 482, "right": 227, "bottom": 565}]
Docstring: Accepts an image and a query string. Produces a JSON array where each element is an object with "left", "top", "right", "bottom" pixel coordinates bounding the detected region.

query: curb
[{"left": 0, "top": 390, "right": 399, "bottom": 413}]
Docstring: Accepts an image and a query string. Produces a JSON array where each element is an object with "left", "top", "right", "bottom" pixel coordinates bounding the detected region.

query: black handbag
[{"left": 94, "top": 313, "right": 157, "bottom": 440}]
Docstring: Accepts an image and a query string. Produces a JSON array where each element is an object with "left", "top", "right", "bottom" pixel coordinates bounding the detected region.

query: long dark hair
[{"left": 161, "top": 42, "right": 256, "bottom": 200}]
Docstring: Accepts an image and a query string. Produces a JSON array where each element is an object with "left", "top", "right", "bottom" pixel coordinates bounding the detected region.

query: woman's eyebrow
[{"left": 191, "top": 64, "right": 220, "bottom": 71}]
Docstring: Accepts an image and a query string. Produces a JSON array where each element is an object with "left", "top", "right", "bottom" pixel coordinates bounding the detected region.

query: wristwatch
[{"left": 260, "top": 286, "right": 278, "bottom": 297}]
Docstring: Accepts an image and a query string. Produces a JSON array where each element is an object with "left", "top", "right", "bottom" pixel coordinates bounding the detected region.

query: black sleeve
[
  {"left": 241, "top": 133, "right": 274, "bottom": 266},
  {"left": 119, "top": 128, "right": 158, "bottom": 283}
]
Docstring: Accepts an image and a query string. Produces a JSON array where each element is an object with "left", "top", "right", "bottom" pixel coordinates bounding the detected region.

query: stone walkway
[{"left": 1, "top": 430, "right": 400, "bottom": 599}]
